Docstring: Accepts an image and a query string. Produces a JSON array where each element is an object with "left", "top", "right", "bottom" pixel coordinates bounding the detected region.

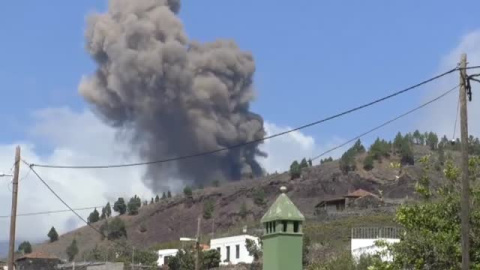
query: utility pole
[
  {"left": 195, "top": 217, "right": 201, "bottom": 270},
  {"left": 131, "top": 247, "right": 135, "bottom": 270},
  {"left": 8, "top": 146, "right": 20, "bottom": 270},
  {"left": 459, "top": 53, "right": 470, "bottom": 270}
]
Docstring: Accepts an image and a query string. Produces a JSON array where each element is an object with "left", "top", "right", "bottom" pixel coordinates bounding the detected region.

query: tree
[
  {"left": 393, "top": 132, "right": 404, "bottom": 152},
  {"left": 100, "top": 217, "right": 127, "bottom": 240},
  {"left": 18, "top": 241, "right": 32, "bottom": 254},
  {"left": 202, "top": 249, "right": 221, "bottom": 269},
  {"left": 399, "top": 140, "right": 414, "bottom": 165},
  {"left": 161, "top": 192, "right": 166, "bottom": 200},
  {"left": 66, "top": 239, "right": 79, "bottom": 262},
  {"left": 88, "top": 208, "right": 100, "bottom": 224},
  {"left": 300, "top": 158, "right": 309, "bottom": 169},
  {"left": 308, "top": 159, "right": 313, "bottom": 167},
  {"left": 369, "top": 138, "right": 391, "bottom": 161},
  {"left": 100, "top": 207, "right": 106, "bottom": 219},
  {"left": 183, "top": 186, "right": 193, "bottom": 197},
  {"left": 374, "top": 156, "right": 480, "bottom": 269},
  {"left": 289, "top": 160, "right": 301, "bottom": 180},
  {"left": 168, "top": 249, "right": 195, "bottom": 270},
  {"left": 339, "top": 149, "right": 356, "bottom": 173},
  {"left": 246, "top": 239, "right": 262, "bottom": 262},
  {"left": 239, "top": 202, "right": 248, "bottom": 218},
  {"left": 155, "top": 194, "right": 160, "bottom": 202},
  {"left": 212, "top": 180, "right": 220, "bottom": 187},
  {"left": 167, "top": 191, "right": 172, "bottom": 198},
  {"left": 413, "top": 130, "right": 422, "bottom": 144},
  {"left": 253, "top": 189, "right": 266, "bottom": 206},
  {"left": 127, "top": 195, "right": 141, "bottom": 215},
  {"left": 321, "top": 157, "right": 334, "bottom": 164},
  {"left": 353, "top": 139, "right": 366, "bottom": 153},
  {"left": 105, "top": 202, "right": 112, "bottom": 218},
  {"left": 203, "top": 199, "right": 215, "bottom": 219},
  {"left": 363, "top": 155, "right": 374, "bottom": 171},
  {"left": 48, "top": 226, "right": 59, "bottom": 243},
  {"left": 113, "top": 197, "right": 127, "bottom": 215},
  {"left": 150, "top": 198, "right": 154, "bottom": 204},
  {"left": 426, "top": 131, "right": 439, "bottom": 150}
]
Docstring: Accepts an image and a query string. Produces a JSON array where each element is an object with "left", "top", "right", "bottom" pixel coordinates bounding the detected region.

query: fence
[{"left": 351, "top": 227, "right": 403, "bottom": 239}]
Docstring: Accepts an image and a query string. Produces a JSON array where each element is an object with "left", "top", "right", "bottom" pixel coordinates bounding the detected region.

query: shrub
[
  {"left": 363, "top": 155, "right": 374, "bottom": 171},
  {"left": 203, "top": 199, "right": 214, "bottom": 219}
]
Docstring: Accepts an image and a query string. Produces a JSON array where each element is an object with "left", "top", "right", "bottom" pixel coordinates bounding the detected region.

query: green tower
[{"left": 261, "top": 186, "right": 305, "bottom": 270}]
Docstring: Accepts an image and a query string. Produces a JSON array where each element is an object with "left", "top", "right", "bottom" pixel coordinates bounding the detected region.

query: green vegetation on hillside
[{"left": 18, "top": 241, "right": 32, "bottom": 254}]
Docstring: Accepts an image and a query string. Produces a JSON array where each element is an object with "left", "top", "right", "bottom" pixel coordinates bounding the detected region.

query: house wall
[
  {"left": 209, "top": 235, "right": 259, "bottom": 265},
  {"left": 157, "top": 249, "right": 178, "bottom": 266},
  {"left": 15, "top": 258, "right": 61, "bottom": 270},
  {"left": 351, "top": 238, "right": 400, "bottom": 261}
]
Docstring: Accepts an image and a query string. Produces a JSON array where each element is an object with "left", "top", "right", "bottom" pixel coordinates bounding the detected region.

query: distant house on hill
[
  {"left": 14, "top": 251, "right": 61, "bottom": 270},
  {"left": 315, "top": 189, "right": 382, "bottom": 215}
]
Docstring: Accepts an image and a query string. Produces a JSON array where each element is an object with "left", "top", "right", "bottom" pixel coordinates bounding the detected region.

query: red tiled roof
[
  {"left": 16, "top": 251, "right": 58, "bottom": 261},
  {"left": 346, "top": 189, "right": 376, "bottom": 198}
]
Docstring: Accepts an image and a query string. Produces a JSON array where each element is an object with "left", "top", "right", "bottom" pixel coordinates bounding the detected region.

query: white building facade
[
  {"left": 157, "top": 249, "right": 179, "bottom": 266},
  {"left": 209, "top": 235, "right": 259, "bottom": 265},
  {"left": 351, "top": 227, "right": 401, "bottom": 261}
]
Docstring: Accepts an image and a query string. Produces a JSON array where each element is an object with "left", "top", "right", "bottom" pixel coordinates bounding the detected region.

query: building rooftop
[
  {"left": 346, "top": 189, "right": 377, "bottom": 198},
  {"left": 261, "top": 187, "right": 305, "bottom": 223},
  {"left": 16, "top": 251, "right": 59, "bottom": 261}
]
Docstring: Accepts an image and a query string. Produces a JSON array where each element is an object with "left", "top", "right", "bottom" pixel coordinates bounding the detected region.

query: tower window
[
  {"left": 282, "top": 221, "right": 287, "bottom": 232},
  {"left": 294, "top": 221, "right": 299, "bottom": 233}
]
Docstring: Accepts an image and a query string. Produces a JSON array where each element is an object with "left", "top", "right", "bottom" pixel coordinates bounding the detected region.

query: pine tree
[
  {"left": 308, "top": 159, "right": 313, "bottom": 167},
  {"left": 300, "top": 158, "right": 309, "bottom": 169},
  {"left": 183, "top": 186, "right": 193, "bottom": 197},
  {"left": 113, "top": 198, "right": 127, "bottom": 215},
  {"left": 167, "top": 191, "right": 172, "bottom": 198},
  {"left": 100, "top": 207, "right": 106, "bottom": 219},
  {"left": 18, "top": 241, "right": 32, "bottom": 254},
  {"left": 150, "top": 198, "right": 154, "bottom": 204},
  {"left": 105, "top": 202, "right": 112, "bottom": 218},
  {"left": 66, "top": 239, "right": 79, "bottom": 262},
  {"left": 48, "top": 226, "right": 59, "bottom": 243},
  {"left": 87, "top": 208, "right": 100, "bottom": 224},
  {"left": 161, "top": 193, "right": 166, "bottom": 200},
  {"left": 156, "top": 194, "right": 161, "bottom": 202},
  {"left": 289, "top": 160, "right": 301, "bottom": 179},
  {"left": 127, "top": 195, "right": 141, "bottom": 215}
]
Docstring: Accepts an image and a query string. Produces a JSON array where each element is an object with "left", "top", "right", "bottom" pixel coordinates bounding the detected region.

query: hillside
[{"left": 30, "top": 142, "right": 455, "bottom": 262}]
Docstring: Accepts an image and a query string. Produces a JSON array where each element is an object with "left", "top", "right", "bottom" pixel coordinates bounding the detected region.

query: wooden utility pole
[
  {"left": 459, "top": 53, "right": 470, "bottom": 270},
  {"left": 8, "top": 146, "right": 20, "bottom": 270},
  {"left": 195, "top": 217, "right": 201, "bottom": 270}
]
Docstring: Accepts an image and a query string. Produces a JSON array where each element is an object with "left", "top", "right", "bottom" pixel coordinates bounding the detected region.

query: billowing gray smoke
[{"left": 79, "top": 0, "right": 266, "bottom": 191}]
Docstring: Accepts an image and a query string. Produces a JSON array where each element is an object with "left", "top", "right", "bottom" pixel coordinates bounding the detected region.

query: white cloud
[
  {"left": 258, "top": 122, "right": 347, "bottom": 173},
  {"left": 0, "top": 108, "right": 153, "bottom": 243},
  {"left": 419, "top": 30, "right": 480, "bottom": 138}
]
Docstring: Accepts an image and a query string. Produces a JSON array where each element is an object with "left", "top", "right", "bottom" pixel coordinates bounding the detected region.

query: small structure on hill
[
  {"left": 261, "top": 186, "right": 305, "bottom": 270},
  {"left": 14, "top": 251, "right": 61, "bottom": 270},
  {"left": 351, "top": 227, "right": 401, "bottom": 261},
  {"left": 315, "top": 189, "right": 382, "bottom": 215},
  {"left": 209, "top": 235, "right": 259, "bottom": 265}
]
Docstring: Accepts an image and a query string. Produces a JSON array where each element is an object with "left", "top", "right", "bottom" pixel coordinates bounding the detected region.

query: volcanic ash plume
[{"left": 79, "top": 0, "right": 266, "bottom": 191}]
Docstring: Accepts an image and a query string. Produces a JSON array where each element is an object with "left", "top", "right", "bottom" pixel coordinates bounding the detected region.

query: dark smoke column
[{"left": 79, "top": 0, "right": 266, "bottom": 191}]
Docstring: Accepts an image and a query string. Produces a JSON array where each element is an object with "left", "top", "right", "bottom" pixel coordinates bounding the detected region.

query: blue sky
[
  {"left": 1, "top": 0, "right": 480, "bottom": 147},
  {"left": 1, "top": 0, "right": 480, "bottom": 244}
]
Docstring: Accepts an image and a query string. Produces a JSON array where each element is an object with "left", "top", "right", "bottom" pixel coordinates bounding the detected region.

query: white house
[
  {"left": 209, "top": 235, "right": 259, "bottom": 265},
  {"left": 351, "top": 227, "right": 401, "bottom": 261},
  {"left": 157, "top": 249, "right": 179, "bottom": 266}
]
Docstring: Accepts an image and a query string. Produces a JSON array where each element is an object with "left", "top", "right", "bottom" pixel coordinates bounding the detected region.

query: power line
[
  {"left": 0, "top": 206, "right": 103, "bottom": 218},
  {"left": 311, "top": 84, "right": 460, "bottom": 161},
  {"left": 29, "top": 67, "right": 459, "bottom": 170},
  {"left": 22, "top": 161, "right": 105, "bottom": 237}
]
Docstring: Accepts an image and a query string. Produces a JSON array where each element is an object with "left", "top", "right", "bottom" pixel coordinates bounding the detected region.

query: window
[
  {"left": 294, "top": 221, "right": 299, "bottom": 233},
  {"left": 236, "top": 244, "right": 240, "bottom": 259},
  {"left": 226, "top": 246, "right": 230, "bottom": 262},
  {"left": 273, "top": 221, "right": 276, "bottom": 232},
  {"left": 282, "top": 221, "right": 287, "bottom": 232}
]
